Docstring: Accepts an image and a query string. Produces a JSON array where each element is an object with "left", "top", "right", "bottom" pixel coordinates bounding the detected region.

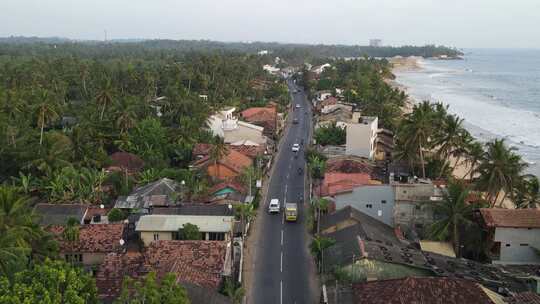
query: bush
[
  {"left": 314, "top": 122, "right": 346, "bottom": 146},
  {"left": 108, "top": 208, "right": 127, "bottom": 222}
]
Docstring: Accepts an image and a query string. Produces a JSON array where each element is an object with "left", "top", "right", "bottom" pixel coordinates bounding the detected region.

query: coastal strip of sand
[{"left": 387, "top": 57, "right": 516, "bottom": 209}]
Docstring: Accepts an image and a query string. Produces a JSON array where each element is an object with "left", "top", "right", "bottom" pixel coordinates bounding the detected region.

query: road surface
[{"left": 249, "top": 79, "right": 317, "bottom": 304}]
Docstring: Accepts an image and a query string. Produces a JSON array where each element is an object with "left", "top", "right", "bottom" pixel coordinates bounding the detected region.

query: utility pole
[{"left": 104, "top": 30, "right": 107, "bottom": 42}]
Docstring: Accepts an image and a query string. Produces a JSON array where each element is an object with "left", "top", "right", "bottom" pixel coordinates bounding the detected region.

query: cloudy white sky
[{"left": 2, "top": 0, "right": 540, "bottom": 48}]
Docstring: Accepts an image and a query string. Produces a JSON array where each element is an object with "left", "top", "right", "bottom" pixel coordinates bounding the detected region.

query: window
[
  {"left": 415, "top": 205, "right": 421, "bottom": 210},
  {"left": 208, "top": 232, "right": 225, "bottom": 241},
  {"left": 65, "top": 254, "right": 82, "bottom": 263},
  {"left": 153, "top": 233, "right": 159, "bottom": 241},
  {"left": 505, "top": 244, "right": 511, "bottom": 247},
  {"left": 366, "top": 204, "right": 373, "bottom": 209},
  {"left": 403, "top": 190, "right": 407, "bottom": 194},
  {"left": 381, "top": 200, "right": 387, "bottom": 204},
  {"left": 519, "top": 244, "right": 529, "bottom": 246}
]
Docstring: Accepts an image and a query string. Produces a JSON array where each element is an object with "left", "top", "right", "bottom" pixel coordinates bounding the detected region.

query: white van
[{"left": 268, "top": 199, "right": 280, "bottom": 214}]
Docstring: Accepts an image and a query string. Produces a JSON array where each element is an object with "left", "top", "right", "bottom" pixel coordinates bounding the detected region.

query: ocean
[{"left": 394, "top": 48, "right": 540, "bottom": 177}]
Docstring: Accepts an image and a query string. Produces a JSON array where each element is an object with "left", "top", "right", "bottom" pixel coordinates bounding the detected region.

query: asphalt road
[{"left": 250, "top": 79, "right": 317, "bottom": 304}]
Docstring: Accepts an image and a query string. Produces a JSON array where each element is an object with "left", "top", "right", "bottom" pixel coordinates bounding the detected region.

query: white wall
[
  {"left": 494, "top": 227, "right": 540, "bottom": 265},
  {"left": 346, "top": 117, "right": 377, "bottom": 159}
]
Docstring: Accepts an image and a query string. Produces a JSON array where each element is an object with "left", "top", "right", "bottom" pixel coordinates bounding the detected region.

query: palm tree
[
  {"left": 208, "top": 137, "right": 229, "bottom": 180},
  {"left": 34, "top": 91, "right": 59, "bottom": 146},
  {"left": 514, "top": 175, "right": 540, "bottom": 209},
  {"left": 309, "top": 235, "right": 336, "bottom": 273},
  {"left": 223, "top": 278, "right": 245, "bottom": 304},
  {"left": 63, "top": 217, "right": 80, "bottom": 265},
  {"left": 462, "top": 141, "right": 484, "bottom": 180},
  {"left": 476, "top": 139, "right": 527, "bottom": 207},
  {"left": 429, "top": 180, "right": 477, "bottom": 257},
  {"left": 398, "top": 101, "right": 434, "bottom": 178},
  {"left": 313, "top": 198, "right": 330, "bottom": 234},
  {"left": 235, "top": 203, "right": 255, "bottom": 240},
  {"left": 434, "top": 115, "right": 469, "bottom": 178},
  {"left": 96, "top": 79, "right": 114, "bottom": 121}
]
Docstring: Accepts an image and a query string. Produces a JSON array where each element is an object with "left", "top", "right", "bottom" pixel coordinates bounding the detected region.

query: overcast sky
[{"left": 2, "top": 0, "right": 540, "bottom": 48}]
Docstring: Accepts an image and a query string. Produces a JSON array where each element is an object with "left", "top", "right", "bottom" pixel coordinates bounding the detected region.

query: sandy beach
[{"left": 389, "top": 57, "right": 517, "bottom": 209}]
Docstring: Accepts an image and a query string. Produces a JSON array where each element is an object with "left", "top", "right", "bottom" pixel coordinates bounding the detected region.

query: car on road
[
  {"left": 293, "top": 118, "right": 299, "bottom": 124},
  {"left": 292, "top": 143, "right": 300, "bottom": 152},
  {"left": 268, "top": 199, "right": 280, "bottom": 214},
  {"left": 285, "top": 203, "right": 298, "bottom": 222},
  {"left": 295, "top": 104, "right": 301, "bottom": 109}
]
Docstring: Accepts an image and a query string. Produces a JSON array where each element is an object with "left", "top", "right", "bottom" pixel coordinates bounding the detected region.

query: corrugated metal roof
[{"left": 136, "top": 215, "right": 234, "bottom": 232}]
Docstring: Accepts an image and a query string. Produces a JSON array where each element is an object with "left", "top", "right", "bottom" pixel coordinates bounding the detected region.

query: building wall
[
  {"left": 140, "top": 231, "right": 231, "bottom": 246},
  {"left": 140, "top": 231, "right": 173, "bottom": 246},
  {"left": 494, "top": 227, "right": 540, "bottom": 265},
  {"left": 83, "top": 252, "right": 107, "bottom": 265},
  {"left": 346, "top": 118, "right": 377, "bottom": 159},
  {"left": 394, "top": 201, "right": 435, "bottom": 231},
  {"left": 393, "top": 183, "right": 436, "bottom": 202},
  {"left": 332, "top": 185, "right": 395, "bottom": 227}
]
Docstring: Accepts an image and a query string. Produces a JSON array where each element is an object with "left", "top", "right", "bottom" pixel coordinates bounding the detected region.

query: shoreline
[{"left": 388, "top": 57, "right": 518, "bottom": 208}]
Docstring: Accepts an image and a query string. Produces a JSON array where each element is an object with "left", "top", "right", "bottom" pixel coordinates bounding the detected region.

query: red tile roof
[
  {"left": 241, "top": 106, "right": 276, "bottom": 120},
  {"left": 145, "top": 241, "right": 228, "bottom": 289},
  {"left": 479, "top": 208, "right": 540, "bottom": 228},
  {"left": 49, "top": 224, "right": 125, "bottom": 253},
  {"left": 194, "top": 148, "right": 253, "bottom": 176},
  {"left": 326, "top": 158, "right": 374, "bottom": 174},
  {"left": 505, "top": 292, "right": 540, "bottom": 304},
  {"left": 352, "top": 277, "right": 495, "bottom": 304},
  {"left": 109, "top": 152, "right": 145, "bottom": 173},
  {"left": 96, "top": 252, "right": 145, "bottom": 300},
  {"left": 318, "top": 172, "right": 373, "bottom": 196},
  {"left": 229, "top": 144, "right": 265, "bottom": 159},
  {"left": 96, "top": 241, "right": 229, "bottom": 300}
]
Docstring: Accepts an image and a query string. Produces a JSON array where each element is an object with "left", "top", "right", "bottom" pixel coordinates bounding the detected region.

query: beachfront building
[
  {"left": 390, "top": 174, "right": 445, "bottom": 236},
  {"left": 477, "top": 208, "right": 540, "bottom": 265},
  {"left": 346, "top": 113, "right": 378, "bottom": 160}
]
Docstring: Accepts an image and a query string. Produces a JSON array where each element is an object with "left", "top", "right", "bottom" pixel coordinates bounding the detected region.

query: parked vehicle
[
  {"left": 285, "top": 203, "right": 298, "bottom": 222},
  {"left": 268, "top": 199, "right": 280, "bottom": 214},
  {"left": 292, "top": 143, "right": 300, "bottom": 152}
]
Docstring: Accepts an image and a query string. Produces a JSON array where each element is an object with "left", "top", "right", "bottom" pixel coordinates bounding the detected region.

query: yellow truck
[{"left": 285, "top": 203, "right": 298, "bottom": 222}]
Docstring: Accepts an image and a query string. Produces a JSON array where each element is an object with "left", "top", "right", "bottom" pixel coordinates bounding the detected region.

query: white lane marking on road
[
  {"left": 280, "top": 280, "right": 283, "bottom": 304},
  {"left": 280, "top": 251, "right": 283, "bottom": 273},
  {"left": 281, "top": 229, "right": 284, "bottom": 246}
]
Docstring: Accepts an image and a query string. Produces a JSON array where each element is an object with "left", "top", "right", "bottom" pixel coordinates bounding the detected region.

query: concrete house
[
  {"left": 329, "top": 184, "right": 395, "bottom": 227},
  {"left": 391, "top": 174, "right": 444, "bottom": 235},
  {"left": 346, "top": 113, "right": 378, "bottom": 160},
  {"left": 49, "top": 224, "right": 126, "bottom": 266},
  {"left": 478, "top": 208, "right": 540, "bottom": 265},
  {"left": 208, "top": 107, "right": 267, "bottom": 146},
  {"left": 136, "top": 214, "right": 235, "bottom": 246}
]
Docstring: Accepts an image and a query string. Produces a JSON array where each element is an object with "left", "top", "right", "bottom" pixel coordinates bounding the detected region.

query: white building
[
  {"left": 479, "top": 208, "right": 540, "bottom": 265},
  {"left": 311, "top": 63, "right": 331, "bottom": 75},
  {"left": 136, "top": 214, "right": 235, "bottom": 246},
  {"left": 208, "top": 107, "right": 267, "bottom": 146},
  {"left": 257, "top": 50, "right": 269, "bottom": 55},
  {"left": 346, "top": 113, "right": 378, "bottom": 159},
  {"left": 263, "top": 64, "right": 280, "bottom": 75},
  {"left": 369, "top": 39, "right": 382, "bottom": 47}
]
